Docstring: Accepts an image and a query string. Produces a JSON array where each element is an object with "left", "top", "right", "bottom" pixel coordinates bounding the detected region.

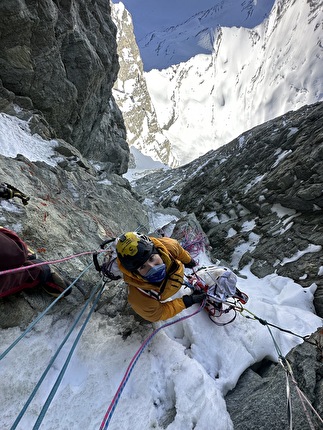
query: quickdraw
[{"left": 92, "top": 238, "right": 122, "bottom": 281}]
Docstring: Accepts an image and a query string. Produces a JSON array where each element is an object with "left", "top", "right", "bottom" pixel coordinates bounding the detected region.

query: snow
[
  {"left": 278, "top": 244, "right": 322, "bottom": 267},
  {"left": 116, "top": 0, "right": 275, "bottom": 67},
  {"left": 123, "top": 146, "right": 170, "bottom": 182},
  {"left": 0, "top": 125, "right": 322, "bottom": 430},
  {"left": 272, "top": 149, "right": 293, "bottom": 168},
  {"left": 113, "top": 0, "right": 323, "bottom": 166},
  {"left": 0, "top": 113, "right": 59, "bottom": 166}
]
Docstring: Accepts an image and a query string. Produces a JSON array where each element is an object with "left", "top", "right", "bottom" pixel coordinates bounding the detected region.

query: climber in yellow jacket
[{"left": 116, "top": 232, "right": 205, "bottom": 322}]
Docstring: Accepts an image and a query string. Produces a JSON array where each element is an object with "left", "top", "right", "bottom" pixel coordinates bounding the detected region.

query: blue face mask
[{"left": 143, "top": 263, "right": 167, "bottom": 283}]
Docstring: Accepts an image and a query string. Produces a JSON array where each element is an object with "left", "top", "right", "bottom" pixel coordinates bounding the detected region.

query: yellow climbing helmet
[{"left": 116, "top": 232, "right": 155, "bottom": 271}]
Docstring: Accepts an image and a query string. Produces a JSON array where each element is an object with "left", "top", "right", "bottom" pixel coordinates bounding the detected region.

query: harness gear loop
[{"left": 184, "top": 271, "right": 243, "bottom": 326}]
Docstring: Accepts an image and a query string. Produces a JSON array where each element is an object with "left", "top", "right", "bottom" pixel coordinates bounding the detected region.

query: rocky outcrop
[
  {"left": 133, "top": 102, "right": 323, "bottom": 318},
  {"left": 0, "top": 97, "right": 322, "bottom": 429},
  {"left": 0, "top": 2, "right": 321, "bottom": 424},
  {"left": 0, "top": 148, "right": 148, "bottom": 328},
  {"left": 111, "top": 3, "right": 178, "bottom": 167},
  {"left": 226, "top": 328, "right": 323, "bottom": 430},
  {"left": 142, "top": 0, "right": 322, "bottom": 165},
  {"left": 0, "top": 0, "right": 128, "bottom": 174}
]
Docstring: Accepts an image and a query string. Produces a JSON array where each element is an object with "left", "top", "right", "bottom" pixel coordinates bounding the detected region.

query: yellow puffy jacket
[{"left": 117, "top": 236, "right": 192, "bottom": 322}]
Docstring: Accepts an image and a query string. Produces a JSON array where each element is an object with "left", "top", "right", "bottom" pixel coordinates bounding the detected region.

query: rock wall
[
  {"left": 226, "top": 328, "right": 323, "bottom": 430},
  {"left": 0, "top": 146, "right": 148, "bottom": 328},
  {"left": 111, "top": 3, "right": 178, "bottom": 167},
  {"left": 0, "top": 0, "right": 128, "bottom": 174},
  {"left": 131, "top": 101, "right": 323, "bottom": 428}
]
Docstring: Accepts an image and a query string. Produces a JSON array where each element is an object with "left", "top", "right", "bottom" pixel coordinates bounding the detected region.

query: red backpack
[{"left": 0, "top": 227, "right": 41, "bottom": 297}]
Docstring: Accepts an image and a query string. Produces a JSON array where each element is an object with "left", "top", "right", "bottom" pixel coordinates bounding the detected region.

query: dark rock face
[
  {"left": 133, "top": 102, "right": 323, "bottom": 318},
  {"left": 225, "top": 328, "right": 323, "bottom": 430},
  {"left": 0, "top": 0, "right": 128, "bottom": 174}
]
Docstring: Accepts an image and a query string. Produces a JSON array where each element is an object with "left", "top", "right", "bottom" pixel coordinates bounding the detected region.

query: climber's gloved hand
[
  {"left": 183, "top": 289, "right": 206, "bottom": 308},
  {"left": 184, "top": 258, "right": 197, "bottom": 269}
]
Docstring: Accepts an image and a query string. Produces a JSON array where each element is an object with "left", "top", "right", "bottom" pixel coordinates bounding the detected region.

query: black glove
[
  {"left": 184, "top": 259, "right": 197, "bottom": 269},
  {"left": 183, "top": 289, "right": 206, "bottom": 308}
]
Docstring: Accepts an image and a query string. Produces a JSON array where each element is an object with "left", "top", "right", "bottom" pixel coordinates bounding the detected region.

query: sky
[
  {"left": 113, "top": 0, "right": 275, "bottom": 70},
  {"left": 0, "top": 115, "right": 322, "bottom": 429},
  {"left": 112, "top": 0, "right": 221, "bottom": 40}
]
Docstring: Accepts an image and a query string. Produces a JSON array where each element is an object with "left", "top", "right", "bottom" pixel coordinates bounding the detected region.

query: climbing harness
[
  {"left": 99, "top": 301, "right": 206, "bottom": 430},
  {"left": 1, "top": 231, "right": 322, "bottom": 429}
]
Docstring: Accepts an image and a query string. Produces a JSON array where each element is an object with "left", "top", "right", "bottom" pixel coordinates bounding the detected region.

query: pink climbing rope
[
  {"left": 0, "top": 249, "right": 107, "bottom": 276},
  {"left": 99, "top": 301, "right": 205, "bottom": 430}
]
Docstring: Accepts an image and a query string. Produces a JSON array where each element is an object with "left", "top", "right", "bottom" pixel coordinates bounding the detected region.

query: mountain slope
[
  {"left": 0, "top": 103, "right": 322, "bottom": 430},
  {"left": 138, "top": 0, "right": 275, "bottom": 71},
  {"left": 111, "top": 3, "right": 179, "bottom": 167},
  {"left": 144, "top": 0, "right": 323, "bottom": 164}
]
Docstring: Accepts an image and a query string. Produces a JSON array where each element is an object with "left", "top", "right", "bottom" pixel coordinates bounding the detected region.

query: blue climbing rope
[
  {"left": 10, "top": 279, "right": 103, "bottom": 429},
  {"left": 32, "top": 282, "right": 106, "bottom": 430},
  {"left": 0, "top": 262, "right": 94, "bottom": 362}
]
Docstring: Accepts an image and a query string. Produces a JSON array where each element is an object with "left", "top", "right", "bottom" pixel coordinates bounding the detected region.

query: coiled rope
[
  {"left": 99, "top": 300, "right": 206, "bottom": 430},
  {"left": 180, "top": 229, "right": 207, "bottom": 259}
]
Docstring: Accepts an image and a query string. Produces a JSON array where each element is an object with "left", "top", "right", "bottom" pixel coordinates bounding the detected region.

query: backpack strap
[{"left": 135, "top": 287, "right": 161, "bottom": 301}]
